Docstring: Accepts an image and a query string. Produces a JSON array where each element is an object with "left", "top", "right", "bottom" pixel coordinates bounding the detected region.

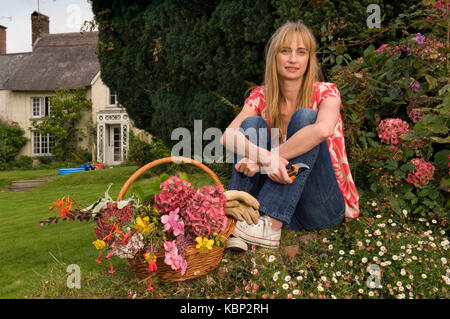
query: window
[
  {"left": 31, "top": 97, "right": 53, "bottom": 118},
  {"left": 32, "top": 97, "right": 41, "bottom": 117},
  {"left": 108, "top": 89, "right": 120, "bottom": 107},
  {"left": 32, "top": 131, "right": 55, "bottom": 155}
]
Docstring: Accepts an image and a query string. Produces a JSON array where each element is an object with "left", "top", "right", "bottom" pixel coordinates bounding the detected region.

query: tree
[
  {"left": 31, "top": 87, "right": 92, "bottom": 161},
  {"left": 89, "top": 0, "right": 420, "bottom": 148}
]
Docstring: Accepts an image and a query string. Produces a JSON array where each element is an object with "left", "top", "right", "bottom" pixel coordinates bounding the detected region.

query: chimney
[
  {"left": 0, "top": 25, "right": 6, "bottom": 54},
  {"left": 31, "top": 11, "right": 49, "bottom": 48}
]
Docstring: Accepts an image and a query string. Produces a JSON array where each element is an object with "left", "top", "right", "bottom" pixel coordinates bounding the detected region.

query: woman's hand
[
  {"left": 235, "top": 157, "right": 261, "bottom": 177},
  {"left": 260, "top": 151, "right": 292, "bottom": 184}
]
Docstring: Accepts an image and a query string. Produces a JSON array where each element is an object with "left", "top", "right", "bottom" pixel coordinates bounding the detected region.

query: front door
[{"left": 106, "top": 124, "right": 121, "bottom": 165}]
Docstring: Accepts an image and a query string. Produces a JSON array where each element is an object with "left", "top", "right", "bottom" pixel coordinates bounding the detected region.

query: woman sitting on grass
[{"left": 221, "top": 21, "right": 360, "bottom": 250}]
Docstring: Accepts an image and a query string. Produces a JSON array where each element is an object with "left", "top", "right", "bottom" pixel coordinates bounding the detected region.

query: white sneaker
[
  {"left": 233, "top": 215, "right": 281, "bottom": 248},
  {"left": 225, "top": 236, "right": 248, "bottom": 252}
]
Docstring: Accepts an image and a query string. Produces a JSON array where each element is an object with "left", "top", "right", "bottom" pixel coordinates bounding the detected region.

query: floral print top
[{"left": 244, "top": 82, "right": 360, "bottom": 219}]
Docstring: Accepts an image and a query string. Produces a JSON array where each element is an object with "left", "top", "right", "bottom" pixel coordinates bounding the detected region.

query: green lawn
[
  {"left": 0, "top": 169, "right": 60, "bottom": 191},
  {"left": 0, "top": 165, "right": 216, "bottom": 298},
  {"left": 0, "top": 166, "right": 448, "bottom": 299}
]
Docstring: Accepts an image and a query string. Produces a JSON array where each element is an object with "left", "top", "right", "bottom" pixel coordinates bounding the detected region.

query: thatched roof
[
  {"left": 4, "top": 31, "right": 100, "bottom": 91},
  {"left": 0, "top": 53, "right": 31, "bottom": 89}
]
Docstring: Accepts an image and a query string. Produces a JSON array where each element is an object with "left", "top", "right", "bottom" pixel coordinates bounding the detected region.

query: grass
[
  {"left": 0, "top": 164, "right": 214, "bottom": 298},
  {"left": 0, "top": 169, "right": 59, "bottom": 190},
  {"left": 0, "top": 167, "right": 448, "bottom": 299}
]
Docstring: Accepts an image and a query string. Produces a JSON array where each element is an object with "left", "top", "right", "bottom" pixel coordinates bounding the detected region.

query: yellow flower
[
  {"left": 134, "top": 216, "right": 151, "bottom": 234},
  {"left": 195, "top": 237, "right": 214, "bottom": 253},
  {"left": 92, "top": 239, "right": 106, "bottom": 250},
  {"left": 144, "top": 253, "right": 157, "bottom": 263}
]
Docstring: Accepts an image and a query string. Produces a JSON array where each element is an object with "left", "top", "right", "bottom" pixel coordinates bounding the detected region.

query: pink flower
[
  {"left": 406, "top": 158, "right": 435, "bottom": 188},
  {"left": 163, "top": 238, "right": 187, "bottom": 275},
  {"left": 412, "top": 33, "right": 426, "bottom": 44},
  {"left": 377, "top": 118, "right": 409, "bottom": 145},
  {"left": 154, "top": 177, "right": 195, "bottom": 215},
  {"left": 161, "top": 208, "right": 185, "bottom": 236},
  {"left": 183, "top": 185, "right": 227, "bottom": 238},
  {"left": 376, "top": 43, "right": 390, "bottom": 53}
]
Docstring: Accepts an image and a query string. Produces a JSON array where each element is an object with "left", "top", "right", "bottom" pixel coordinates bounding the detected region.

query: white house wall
[{"left": 0, "top": 72, "right": 152, "bottom": 164}]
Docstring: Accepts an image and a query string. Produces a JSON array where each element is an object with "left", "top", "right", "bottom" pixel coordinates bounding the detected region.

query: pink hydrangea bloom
[
  {"left": 161, "top": 208, "right": 184, "bottom": 236},
  {"left": 406, "top": 158, "right": 435, "bottom": 188},
  {"left": 183, "top": 185, "right": 227, "bottom": 238},
  {"left": 154, "top": 177, "right": 195, "bottom": 215},
  {"left": 377, "top": 118, "right": 409, "bottom": 145},
  {"left": 155, "top": 176, "right": 228, "bottom": 273}
]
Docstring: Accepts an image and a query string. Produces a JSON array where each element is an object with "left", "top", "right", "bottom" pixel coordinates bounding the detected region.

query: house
[{"left": 0, "top": 11, "right": 150, "bottom": 166}]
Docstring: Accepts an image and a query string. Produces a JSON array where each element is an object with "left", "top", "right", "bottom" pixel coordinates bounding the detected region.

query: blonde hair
[{"left": 264, "top": 21, "right": 319, "bottom": 137}]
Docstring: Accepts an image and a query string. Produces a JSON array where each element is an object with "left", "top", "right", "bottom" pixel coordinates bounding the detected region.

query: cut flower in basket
[{"left": 39, "top": 175, "right": 228, "bottom": 289}]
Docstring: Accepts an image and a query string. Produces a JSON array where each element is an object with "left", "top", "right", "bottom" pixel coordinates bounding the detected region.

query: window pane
[
  {"left": 33, "top": 132, "right": 40, "bottom": 154},
  {"left": 44, "top": 97, "right": 51, "bottom": 116},
  {"left": 110, "top": 91, "right": 117, "bottom": 105},
  {"left": 32, "top": 98, "right": 41, "bottom": 117},
  {"left": 42, "top": 134, "right": 48, "bottom": 153}
]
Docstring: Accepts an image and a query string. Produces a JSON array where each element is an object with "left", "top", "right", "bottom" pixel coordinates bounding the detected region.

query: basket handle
[{"left": 117, "top": 156, "right": 223, "bottom": 201}]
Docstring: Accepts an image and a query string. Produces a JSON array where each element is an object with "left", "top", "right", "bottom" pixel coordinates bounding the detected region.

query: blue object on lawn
[{"left": 58, "top": 163, "right": 93, "bottom": 175}]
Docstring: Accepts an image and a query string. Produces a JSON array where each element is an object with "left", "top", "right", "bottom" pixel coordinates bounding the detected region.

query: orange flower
[
  {"left": 49, "top": 196, "right": 73, "bottom": 218},
  {"left": 112, "top": 224, "right": 122, "bottom": 234}
]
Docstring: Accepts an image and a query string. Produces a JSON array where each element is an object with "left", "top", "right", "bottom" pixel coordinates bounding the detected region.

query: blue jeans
[{"left": 228, "top": 109, "right": 345, "bottom": 231}]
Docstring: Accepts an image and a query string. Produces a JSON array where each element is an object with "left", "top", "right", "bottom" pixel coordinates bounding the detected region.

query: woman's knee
[
  {"left": 288, "top": 109, "right": 317, "bottom": 133},
  {"left": 240, "top": 116, "right": 269, "bottom": 147},
  {"left": 241, "top": 116, "right": 267, "bottom": 130}
]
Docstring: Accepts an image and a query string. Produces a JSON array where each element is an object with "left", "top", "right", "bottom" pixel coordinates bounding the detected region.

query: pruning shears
[{"left": 286, "top": 162, "right": 310, "bottom": 180}]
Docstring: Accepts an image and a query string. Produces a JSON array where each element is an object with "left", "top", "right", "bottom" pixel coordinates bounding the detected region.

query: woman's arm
[
  {"left": 220, "top": 104, "right": 269, "bottom": 165},
  {"left": 278, "top": 96, "right": 341, "bottom": 160},
  {"left": 220, "top": 104, "right": 292, "bottom": 184}
]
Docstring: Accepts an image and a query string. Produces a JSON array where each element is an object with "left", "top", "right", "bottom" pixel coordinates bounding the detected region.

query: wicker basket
[{"left": 117, "top": 156, "right": 236, "bottom": 282}]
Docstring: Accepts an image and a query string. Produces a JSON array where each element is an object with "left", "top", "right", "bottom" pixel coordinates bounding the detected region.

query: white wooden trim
[{"left": 90, "top": 71, "right": 101, "bottom": 86}]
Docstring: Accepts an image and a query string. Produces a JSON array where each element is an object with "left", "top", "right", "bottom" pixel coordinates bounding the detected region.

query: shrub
[
  {"left": 0, "top": 122, "right": 28, "bottom": 164},
  {"left": 2, "top": 156, "right": 33, "bottom": 170},
  {"left": 70, "top": 148, "right": 92, "bottom": 164},
  {"left": 330, "top": 3, "right": 449, "bottom": 222},
  {"left": 36, "top": 156, "right": 54, "bottom": 165},
  {"left": 126, "top": 132, "right": 176, "bottom": 175}
]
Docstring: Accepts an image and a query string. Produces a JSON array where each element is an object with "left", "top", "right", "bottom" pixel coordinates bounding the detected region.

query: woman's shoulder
[
  {"left": 314, "top": 81, "right": 341, "bottom": 99},
  {"left": 245, "top": 85, "right": 266, "bottom": 103},
  {"left": 314, "top": 81, "right": 339, "bottom": 91},
  {"left": 249, "top": 85, "right": 265, "bottom": 97},
  {"left": 245, "top": 85, "right": 266, "bottom": 113}
]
